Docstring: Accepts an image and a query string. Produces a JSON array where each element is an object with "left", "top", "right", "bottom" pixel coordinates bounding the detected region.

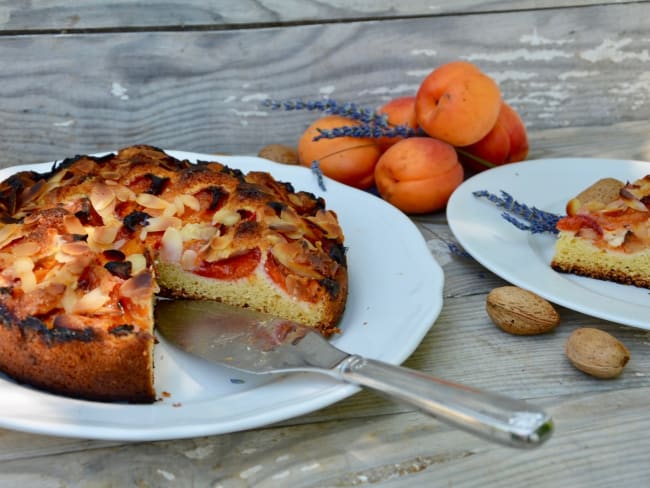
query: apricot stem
[{"left": 455, "top": 148, "right": 496, "bottom": 169}]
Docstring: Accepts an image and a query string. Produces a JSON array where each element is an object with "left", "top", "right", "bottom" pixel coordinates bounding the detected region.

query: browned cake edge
[
  {"left": 0, "top": 313, "right": 155, "bottom": 403},
  {"left": 551, "top": 233, "right": 650, "bottom": 289}
]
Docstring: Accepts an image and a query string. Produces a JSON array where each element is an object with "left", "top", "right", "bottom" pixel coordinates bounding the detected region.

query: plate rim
[
  {"left": 447, "top": 156, "right": 650, "bottom": 329},
  {"left": 0, "top": 149, "right": 444, "bottom": 440}
]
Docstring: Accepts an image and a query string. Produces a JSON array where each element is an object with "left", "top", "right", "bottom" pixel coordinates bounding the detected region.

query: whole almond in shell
[
  {"left": 258, "top": 144, "right": 299, "bottom": 165},
  {"left": 565, "top": 328, "right": 630, "bottom": 379},
  {"left": 486, "top": 286, "right": 560, "bottom": 335}
]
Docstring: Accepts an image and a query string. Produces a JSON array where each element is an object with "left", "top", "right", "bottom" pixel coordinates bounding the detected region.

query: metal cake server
[{"left": 154, "top": 300, "right": 553, "bottom": 448}]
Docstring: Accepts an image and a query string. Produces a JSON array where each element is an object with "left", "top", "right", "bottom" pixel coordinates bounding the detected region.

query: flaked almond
[
  {"left": 13, "top": 256, "right": 34, "bottom": 274},
  {"left": 10, "top": 241, "right": 40, "bottom": 257},
  {"left": 202, "top": 233, "right": 235, "bottom": 262},
  {"left": 126, "top": 253, "right": 148, "bottom": 275},
  {"left": 307, "top": 210, "right": 345, "bottom": 240},
  {"left": 486, "top": 286, "right": 560, "bottom": 335},
  {"left": 136, "top": 193, "right": 169, "bottom": 210},
  {"left": 143, "top": 215, "right": 182, "bottom": 233},
  {"left": 88, "top": 225, "right": 120, "bottom": 246},
  {"left": 73, "top": 287, "right": 110, "bottom": 314},
  {"left": 174, "top": 194, "right": 201, "bottom": 214},
  {"left": 14, "top": 257, "right": 37, "bottom": 294},
  {"left": 180, "top": 249, "right": 198, "bottom": 270},
  {"left": 566, "top": 328, "right": 630, "bottom": 379},
  {"left": 160, "top": 227, "right": 183, "bottom": 263},
  {"left": 90, "top": 182, "right": 115, "bottom": 212},
  {"left": 270, "top": 241, "right": 323, "bottom": 279},
  {"left": 212, "top": 208, "right": 241, "bottom": 226},
  {"left": 109, "top": 183, "right": 136, "bottom": 202},
  {"left": 119, "top": 270, "right": 154, "bottom": 302},
  {"left": 180, "top": 223, "right": 217, "bottom": 242},
  {"left": 0, "top": 224, "right": 21, "bottom": 249},
  {"left": 60, "top": 241, "right": 91, "bottom": 256},
  {"left": 63, "top": 215, "right": 87, "bottom": 235}
]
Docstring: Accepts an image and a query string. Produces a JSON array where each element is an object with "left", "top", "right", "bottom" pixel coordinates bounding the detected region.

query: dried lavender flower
[
  {"left": 311, "top": 160, "right": 326, "bottom": 191},
  {"left": 447, "top": 241, "right": 473, "bottom": 259},
  {"left": 262, "top": 98, "right": 388, "bottom": 125},
  {"left": 473, "top": 190, "right": 562, "bottom": 234},
  {"left": 314, "top": 123, "right": 419, "bottom": 141}
]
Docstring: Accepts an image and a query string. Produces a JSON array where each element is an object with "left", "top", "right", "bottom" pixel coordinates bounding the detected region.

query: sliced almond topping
[
  {"left": 270, "top": 241, "right": 323, "bottom": 279},
  {"left": 180, "top": 223, "right": 217, "bottom": 242},
  {"left": 119, "top": 270, "right": 154, "bottom": 302},
  {"left": 162, "top": 202, "right": 179, "bottom": 218},
  {"left": 60, "top": 240, "right": 91, "bottom": 256},
  {"left": 143, "top": 215, "right": 182, "bottom": 233},
  {"left": 202, "top": 232, "right": 235, "bottom": 262},
  {"left": 160, "top": 227, "right": 183, "bottom": 263},
  {"left": 179, "top": 194, "right": 201, "bottom": 212},
  {"left": 126, "top": 253, "right": 147, "bottom": 275},
  {"left": 90, "top": 182, "right": 116, "bottom": 212},
  {"left": 13, "top": 256, "right": 37, "bottom": 293},
  {"left": 89, "top": 225, "right": 120, "bottom": 246},
  {"left": 620, "top": 188, "right": 649, "bottom": 212},
  {"left": 212, "top": 208, "right": 241, "bottom": 226},
  {"left": 110, "top": 183, "right": 136, "bottom": 202},
  {"left": 62, "top": 286, "right": 78, "bottom": 314},
  {"left": 10, "top": 241, "right": 40, "bottom": 257},
  {"left": 13, "top": 256, "right": 34, "bottom": 274},
  {"left": 72, "top": 287, "right": 110, "bottom": 314},
  {"left": 20, "top": 271, "right": 38, "bottom": 293},
  {"left": 181, "top": 249, "right": 198, "bottom": 270},
  {"left": 307, "top": 210, "right": 344, "bottom": 240},
  {"left": 136, "top": 193, "right": 169, "bottom": 210},
  {"left": 63, "top": 215, "right": 87, "bottom": 235},
  {"left": 0, "top": 224, "right": 21, "bottom": 249}
]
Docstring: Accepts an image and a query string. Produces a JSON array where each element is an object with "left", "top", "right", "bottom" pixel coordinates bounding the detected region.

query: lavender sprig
[
  {"left": 473, "top": 190, "right": 562, "bottom": 234},
  {"left": 314, "top": 123, "right": 419, "bottom": 141},
  {"left": 262, "top": 98, "right": 389, "bottom": 126},
  {"left": 311, "top": 160, "right": 326, "bottom": 191}
]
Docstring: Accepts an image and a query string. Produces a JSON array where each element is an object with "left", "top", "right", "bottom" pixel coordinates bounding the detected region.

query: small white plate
[
  {"left": 0, "top": 150, "right": 444, "bottom": 441},
  {"left": 447, "top": 157, "right": 650, "bottom": 329}
]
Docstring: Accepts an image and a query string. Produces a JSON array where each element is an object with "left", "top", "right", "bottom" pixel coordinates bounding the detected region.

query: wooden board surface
[
  {"left": 1, "top": 1, "right": 650, "bottom": 486},
  {"left": 0, "top": 1, "right": 643, "bottom": 31},
  {"left": 0, "top": 2, "right": 649, "bottom": 166}
]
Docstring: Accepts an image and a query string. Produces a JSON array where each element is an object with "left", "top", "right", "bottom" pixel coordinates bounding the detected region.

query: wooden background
[
  {"left": 1, "top": 1, "right": 650, "bottom": 487},
  {"left": 0, "top": 1, "right": 649, "bottom": 165}
]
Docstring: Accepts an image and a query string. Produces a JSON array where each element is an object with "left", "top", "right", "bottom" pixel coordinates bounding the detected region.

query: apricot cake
[
  {"left": 551, "top": 175, "right": 650, "bottom": 288},
  {"left": 0, "top": 145, "right": 348, "bottom": 402}
]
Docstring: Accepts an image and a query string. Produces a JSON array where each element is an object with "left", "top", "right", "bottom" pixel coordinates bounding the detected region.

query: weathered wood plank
[
  {"left": 0, "top": 1, "right": 645, "bottom": 31},
  {"left": 0, "top": 387, "right": 649, "bottom": 487},
  {"left": 0, "top": 3, "right": 649, "bottom": 166}
]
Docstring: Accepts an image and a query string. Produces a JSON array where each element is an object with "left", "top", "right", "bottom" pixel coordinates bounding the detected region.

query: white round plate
[
  {"left": 447, "top": 157, "right": 650, "bottom": 329},
  {"left": 0, "top": 150, "right": 444, "bottom": 441}
]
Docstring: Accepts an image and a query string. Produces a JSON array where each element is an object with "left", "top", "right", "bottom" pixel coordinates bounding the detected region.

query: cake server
[{"left": 154, "top": 300, "right": 553, "bottom": 448}]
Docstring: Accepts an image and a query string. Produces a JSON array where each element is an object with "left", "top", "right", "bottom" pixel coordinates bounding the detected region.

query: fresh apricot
[
  {"left": 376, "top": 96, "right": 419, "bottom": 150},
  {"left": 374, "top": 137, "right": 464, "bottom": 214},
  {"left": 415, "top": 61, "right": 502, "bottom": 147},
  {"left": 297, "top": 115, "right": 382, "bottom": 189},
  {"left": 459, "top": 102, "right": 529, "bottom": 173}
]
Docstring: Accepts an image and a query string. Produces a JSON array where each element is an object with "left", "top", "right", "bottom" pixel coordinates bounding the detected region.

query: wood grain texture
[
  {"left": 0, "top": 1, "right": 644, "bottom": 31},
  {"left": 0, "top": 3, "right": 649, "bottom": 166},
  {"left": 1, "top": 388, "right": 650, "bottom": 487},
  {"left": 2, "top": 2, "right": 650, "bottom": 486}
]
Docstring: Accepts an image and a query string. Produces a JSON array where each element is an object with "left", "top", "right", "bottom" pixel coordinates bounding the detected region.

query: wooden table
[{"left": 2, "top": 1, "right": 650, "bottom": 486}]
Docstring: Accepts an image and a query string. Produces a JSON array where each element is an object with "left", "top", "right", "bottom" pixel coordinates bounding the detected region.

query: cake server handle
[{"left": 332, "top": 354, "right": 553, "bottom": 449}]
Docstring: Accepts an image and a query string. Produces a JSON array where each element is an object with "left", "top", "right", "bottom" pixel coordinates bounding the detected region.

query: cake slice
[
  {"left": 0, "top": 145, "right": 348, "bottom": 402},
  {"left": 551, "top": 175, "right": 650, "bottom": 288}
]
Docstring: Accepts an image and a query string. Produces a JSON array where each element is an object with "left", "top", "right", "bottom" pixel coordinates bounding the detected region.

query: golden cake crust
[
  {"left": 0, "top": 145, "right": 348, "bottom": 402},
  {"left": 551, "top": 175, "right": 650, "bottom": 289}
]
